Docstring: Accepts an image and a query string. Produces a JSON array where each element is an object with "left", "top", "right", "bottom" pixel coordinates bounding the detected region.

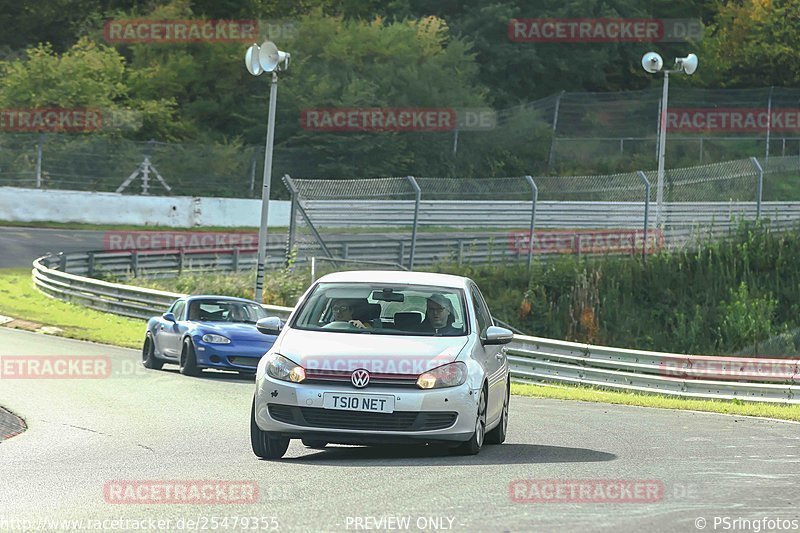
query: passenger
[{"left": 418, "top": 293, "right": 461, "bottom": 336}]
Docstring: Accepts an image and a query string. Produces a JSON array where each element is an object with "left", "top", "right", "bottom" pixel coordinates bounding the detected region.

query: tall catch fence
[
  {"left": 547, "top": 87, "right": 800, "bottom": 173},
  {"left": 3, "top": 88, "right": 800, "bottom": 197},
  {"left": 283, "top": 155, "right": 800, "bottom": 270}
]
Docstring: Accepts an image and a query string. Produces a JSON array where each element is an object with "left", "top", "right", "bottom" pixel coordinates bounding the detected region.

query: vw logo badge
[{"left": 351, "top": 368, "right": 370, "bottom": 388}]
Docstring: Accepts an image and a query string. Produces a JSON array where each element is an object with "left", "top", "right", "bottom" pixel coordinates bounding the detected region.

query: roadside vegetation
[
  {"left": 0, "top": 268, "right": 143, "bottom": 349},
  {"left": 512, "top": 382, "right": 800, "bottom": 422},
  {"left": 131, "top": 221, "right": 800, "bottom": 357}
]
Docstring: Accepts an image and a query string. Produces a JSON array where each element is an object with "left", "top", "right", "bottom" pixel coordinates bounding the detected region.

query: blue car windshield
[
  {"left": 187, "top": 300, "right": 267, "bottom": 323},
  {"left": 292, "top": 283, "right": 468, "bottom": 336}
]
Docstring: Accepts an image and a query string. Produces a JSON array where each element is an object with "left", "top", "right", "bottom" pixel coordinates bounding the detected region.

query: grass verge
[
  {"left": 0, "top": 268, "right": 144, "bottom": 349},
  {"left": 511, "top": 381, "right": 800, "bottom": 422}
]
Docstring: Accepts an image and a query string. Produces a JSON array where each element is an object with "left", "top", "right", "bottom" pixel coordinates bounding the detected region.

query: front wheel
[
  {"left": 251, "top": 399, "right": 290, "bottom": 459},
  {"left": 179, "top": 339, "right": 200, "bottom": 376},
  {"left": 142, "top": 335, "right": 164, "bottom": 370},
  {"left": 485, "top": 380, "right": 509, "bottom": 445},
  {"left": 450, "top": 387, "right": 486, "bottom": 456}
]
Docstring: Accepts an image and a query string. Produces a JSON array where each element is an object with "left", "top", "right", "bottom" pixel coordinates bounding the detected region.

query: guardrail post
[
  {"left": 342, "top": 243, "right": 349, "bottom": 260},
  {"left": 547, "top": 90, "right": 565, "bottom": 171},
  {"left": 398, "top": 241, "right": 405, "bottom": 265},
  {"left": 405, "top": 176, "right": 421, "bottom": 271},
  {"left": 131, "top": 251, "right": 139, "bottom": 278},
  {"left": 524, "top": 175, "right": 538, "bottom": 272},
  {"left": 232, "top": 248, "right": 240, "bottom": 272},
  {"left": 457, "top": 240, "right": 464, "bottom": 266},
  {"left": 58, "top": 252, "right": 67, "bottom": 272},
  {"left": 637, "top": 170, "right": 651, "bottom": 260},
  {"left": 178, "top": 250, "right": 184, "bottom": 275},
  {"left": 87, "top": 252, "right": 95, "bottom": 278},
  {"left": 750, "top": 157, "right": 764, "bottom": 220},
  {"left": 283, "top": 174, "right": 297, "bottom": 263},
  {"left": 573, "top": 234, "right": 582, "bottom": 259}
]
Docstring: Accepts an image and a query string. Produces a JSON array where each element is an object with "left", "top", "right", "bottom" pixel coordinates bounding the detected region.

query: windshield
[
  {"left": 186, "top": 299, "right": 267, "bottom": 323},
  {"left": 292, "top": 282, "right": 468, "bottom": 336}
]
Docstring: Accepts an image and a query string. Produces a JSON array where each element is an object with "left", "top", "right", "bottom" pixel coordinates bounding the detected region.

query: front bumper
[
  {"left": 254, "top": 376, "right": 480, "bottom": 444},
  {"left": 194, "top": 342, "right": 266, "bottom": 372}
]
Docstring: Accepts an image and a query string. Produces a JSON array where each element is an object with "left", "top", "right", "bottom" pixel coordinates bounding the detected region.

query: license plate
[{"left": 322, "top": 393, "right": 395, "bottom": 413}]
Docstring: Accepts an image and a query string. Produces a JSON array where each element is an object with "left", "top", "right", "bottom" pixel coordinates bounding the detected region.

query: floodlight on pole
[
  {"left": 245, "top": 41, "right": 291, "bottom": 303},
  {"left": 642, "top": 52, "right": 698, "bottom": 228}
]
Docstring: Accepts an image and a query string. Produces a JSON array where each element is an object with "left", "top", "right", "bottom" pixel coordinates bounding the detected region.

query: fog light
[{"left": 210, "top": 356, "right": 222, "bottom": 363}]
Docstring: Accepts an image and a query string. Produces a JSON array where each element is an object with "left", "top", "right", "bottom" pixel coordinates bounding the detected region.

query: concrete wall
[{"left": 0, "top": 187, "right": 290, "bottom": 228}]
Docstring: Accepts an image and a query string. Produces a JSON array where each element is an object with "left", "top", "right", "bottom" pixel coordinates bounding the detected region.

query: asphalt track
[{"left": 1, "top": 327, "right": 798, "bottom": 532}]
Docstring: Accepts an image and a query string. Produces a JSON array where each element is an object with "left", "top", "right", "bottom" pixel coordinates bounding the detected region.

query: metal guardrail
[
  {"left": 508, "top": 335, "right": 800, "bottom": 404},
  {"left": 32, "top": 255, "right": 293, "bottom": 322},
  {"left": 32, "top": 254, "right": 800, "bottom": 404}
]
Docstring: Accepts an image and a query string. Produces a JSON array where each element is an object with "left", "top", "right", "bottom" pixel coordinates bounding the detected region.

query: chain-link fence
[
  {"left": 3, "top": 88, "right": 800, "bottom": 198},
  {"left": 0, "top": 134, "right": 265, "bottom": 198},
  {"left": 281, "top": 155, "right": 800, "bottom": 269},
  {"left": 546, "top": 87, "right": 800, "bottom": 173}
]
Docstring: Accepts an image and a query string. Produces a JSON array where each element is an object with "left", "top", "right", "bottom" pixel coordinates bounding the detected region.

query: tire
[
  {"left": 302, "top": 438, "right": 328, "bottom": 449},
  {"left": 250, "top": 399, "right": 290, "bottom": 460},
  {"left": 450, "top": 387, "right": 487, "bottom": 456},
  {"left": 142, "top": 335, "right": 164, "bottom": 370},
  {"left": 485, "top": 380, "right": 509, "bottom": 445},
  {"left": 179, "top": 338, "right": 201, "bottom": 376}
]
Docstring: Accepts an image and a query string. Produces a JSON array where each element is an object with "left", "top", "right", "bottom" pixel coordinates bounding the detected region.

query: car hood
[
  {"left": 276, "top": 329, "right": 469, "bottom": 372},
  {"left": 194, "top": 322, "right": 273, "bottom": 342}
]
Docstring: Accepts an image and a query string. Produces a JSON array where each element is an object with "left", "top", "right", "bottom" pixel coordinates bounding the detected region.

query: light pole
[
  {"left": 245, "top": 41, "right": 290, "bottom": 302},
  {"left": 642, "top": 52, "right": 698, "bottom": 227}
]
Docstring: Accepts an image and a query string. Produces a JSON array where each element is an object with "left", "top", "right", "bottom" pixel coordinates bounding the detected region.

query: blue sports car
[{"left": 142, "top": 295, "right": 277, "bottom": 375}]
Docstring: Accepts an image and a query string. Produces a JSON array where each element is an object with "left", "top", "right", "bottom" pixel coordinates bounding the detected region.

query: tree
[
  {"left": 0, "top": 37, "right": 181, "bottom": 139},
  {"left": 697, "top": 0, "right": 800, "bottom": 88}
]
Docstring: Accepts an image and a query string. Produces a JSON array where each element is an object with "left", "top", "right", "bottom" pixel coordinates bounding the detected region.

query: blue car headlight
[{"left": 201, "top": 334, "right": 231, "bottom": 344}]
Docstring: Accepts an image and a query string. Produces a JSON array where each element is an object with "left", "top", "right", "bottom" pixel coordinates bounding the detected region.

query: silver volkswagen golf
[{"left": 250, "top": 271, "right": 513, "bottom": 459}]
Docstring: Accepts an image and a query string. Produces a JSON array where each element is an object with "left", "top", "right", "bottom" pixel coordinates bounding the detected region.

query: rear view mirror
[
  {"left": 257, "top": 316, "right": 283, "bottom": 335},
  {"left": 371, "top": 289, "right": 404, "bottom": 302}
]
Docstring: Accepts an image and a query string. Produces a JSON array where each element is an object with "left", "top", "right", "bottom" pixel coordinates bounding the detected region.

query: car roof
[
  {"left": 183, "top": 295, "right": 260, "bottom": 304},
  {"left": 314, "top": 270, "right": 471, "bottom": 290}
]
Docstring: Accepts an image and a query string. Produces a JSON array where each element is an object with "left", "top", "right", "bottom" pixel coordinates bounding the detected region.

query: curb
[{"left": 0, "top": 406, "right": 27, "bottom": 442}]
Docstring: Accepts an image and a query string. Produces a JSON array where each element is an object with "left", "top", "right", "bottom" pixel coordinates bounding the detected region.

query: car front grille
[
  {"left": 268, "top": 405, "right": 457, "bottom": 431},
  {"left": 228, "top": 356, "right": 259, "bottom": 368},
  {"left": 304, "top": 369, "right": 419, "bottom": 388}
]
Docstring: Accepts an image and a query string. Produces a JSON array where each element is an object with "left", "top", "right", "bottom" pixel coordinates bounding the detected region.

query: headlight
[
  {"left": 266, "top": 354, "right": 306, "bottom": 383},
  {"left": 201, "top": 334, "right": 231, "bottom": 344},
  {"left": 417, "top": 362, "right": 467, "bottom": 389}
]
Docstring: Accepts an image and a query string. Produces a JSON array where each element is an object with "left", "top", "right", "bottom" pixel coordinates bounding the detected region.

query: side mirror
[
  {"left": 162, "top": 312, "right": 177, "bottom": 323},
  {"left": 256, "top": 316, "right": 284, "bottom": 335},
  {"left": 483, "top": 326, "right": 513, "bottom": 345}
]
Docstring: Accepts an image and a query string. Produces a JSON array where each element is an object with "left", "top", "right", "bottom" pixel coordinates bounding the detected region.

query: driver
[{"left": 331, "top": 299, "right": 371, "bottom": 329}]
